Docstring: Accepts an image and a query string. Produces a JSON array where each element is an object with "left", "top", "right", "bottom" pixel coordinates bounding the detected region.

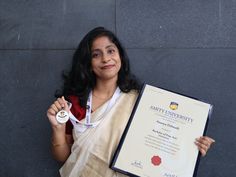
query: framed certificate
[{"left": 111, "top": 84, "right": 213, "bottom": 177}]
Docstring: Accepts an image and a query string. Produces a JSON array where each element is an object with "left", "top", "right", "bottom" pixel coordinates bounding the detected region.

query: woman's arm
[
  {"left": 51, "top": 126, "right": 72, "bottom": 162},
  {"left": 47, "top": 97, "right": 73, "bottom": 162}
]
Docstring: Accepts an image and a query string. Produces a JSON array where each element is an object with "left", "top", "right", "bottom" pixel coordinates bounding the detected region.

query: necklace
[{"left": 92, "top": 93, "right": 112, "bottom": 100}]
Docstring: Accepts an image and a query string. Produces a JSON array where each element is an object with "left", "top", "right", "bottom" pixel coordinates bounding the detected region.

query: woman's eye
[
  {"left": 92, "top": 53, "right": 100, "bottom": 58},
  {"left": 108, "top": 49, "right": 115, "bottom": 54}
]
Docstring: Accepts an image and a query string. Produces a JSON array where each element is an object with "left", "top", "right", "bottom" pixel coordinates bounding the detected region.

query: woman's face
[{"left": 91, "top": 36, "right": 121, "bottom": 81}]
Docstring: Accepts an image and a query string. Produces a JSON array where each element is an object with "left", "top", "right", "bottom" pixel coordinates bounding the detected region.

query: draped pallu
[{"left": 60, "top": 91, "right": 138, "bottom": 177}]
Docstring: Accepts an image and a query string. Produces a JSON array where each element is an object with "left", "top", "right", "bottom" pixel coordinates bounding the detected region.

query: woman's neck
[{"left": 93, "top": 79, "right": 118, "bottom": 99}]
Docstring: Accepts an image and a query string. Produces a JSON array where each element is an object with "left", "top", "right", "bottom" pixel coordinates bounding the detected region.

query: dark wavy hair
[{"left": 56, "top": 27, "right": 141, "bottom": 107}]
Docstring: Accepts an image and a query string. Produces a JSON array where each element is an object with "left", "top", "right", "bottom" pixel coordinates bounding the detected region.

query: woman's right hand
[{"left": 47, "top": 96, "right": 69, "bottom": 128}]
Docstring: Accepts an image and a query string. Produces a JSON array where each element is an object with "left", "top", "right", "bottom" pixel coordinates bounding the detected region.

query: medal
[{"left": 56, "top": 109, "right": 69, "bottom": 124}]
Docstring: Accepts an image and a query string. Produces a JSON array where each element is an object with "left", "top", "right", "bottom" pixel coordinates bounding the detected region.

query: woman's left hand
[{"left": 195, "top": 136, "right": 215, "bottom": 157}]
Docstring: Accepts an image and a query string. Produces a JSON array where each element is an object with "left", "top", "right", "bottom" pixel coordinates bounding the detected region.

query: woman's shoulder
[
  {"left": 67, "top": 95, "right": 86, "bottom": 116},
  {"left": 122, "top": 89, "right": 139, "bottom": 98},
  {"left": 68, "top": 95, "right": 79, "bottom": 103}
]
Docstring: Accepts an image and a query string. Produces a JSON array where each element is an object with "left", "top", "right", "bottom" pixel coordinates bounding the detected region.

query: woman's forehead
[{"left": 92, "top": 36, "right": 117, "bottom": 50}]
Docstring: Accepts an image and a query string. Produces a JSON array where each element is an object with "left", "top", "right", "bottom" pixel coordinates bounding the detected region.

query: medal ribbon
[{"left": 68, "top": 87, "right": 121, "bottom": 133}]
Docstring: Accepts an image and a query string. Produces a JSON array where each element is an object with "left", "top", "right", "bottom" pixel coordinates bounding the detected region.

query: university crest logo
[{"left": 169, "top": 102, "right": 178, "bottom": 110}]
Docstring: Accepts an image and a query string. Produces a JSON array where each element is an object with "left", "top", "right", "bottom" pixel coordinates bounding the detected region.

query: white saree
[{"left": 60, "top": 91, "right": 138, "bottom": 177}]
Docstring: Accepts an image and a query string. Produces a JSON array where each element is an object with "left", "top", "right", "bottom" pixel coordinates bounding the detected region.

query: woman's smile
[{"left": 101, "top": 64, "right": 115, "bottom": 70}]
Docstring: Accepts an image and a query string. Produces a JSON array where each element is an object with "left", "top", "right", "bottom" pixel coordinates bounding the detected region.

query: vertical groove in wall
[{"left": 115, "top": 0, "right": 117, "bottom": 34}]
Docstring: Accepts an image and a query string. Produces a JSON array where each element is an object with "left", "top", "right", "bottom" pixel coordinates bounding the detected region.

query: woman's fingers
[
  {"left": 55, "top": 100, "right": 63, "bottom": 110},
  {"left": 49, "top": 97, "right": 66, "bottom": 115},
  {"left": 57, "top": 97, "right": 65, "bottom": 109},
  {"left": 198, "top": 146, "right": 207, "bottom": 157},
  {"left": 62, "top": 96, "right": 70, "bottom": 112},
  {"left": 199, "top": 136, "right": 215, "bottom": 147},
  {"left": 47, "top": 96, "right": 69, "bottom": 127},
  {"left": 206, "top": 137, "right": 215, "bottom": 144},
  {"left": 47, "top": 97, "right": 66, "bottom": 118},
  {"left": 195, "top": 139, "right": 208, "bottom": 156},
  {"left": 47, "top": 107, "right": 56, "bottom": 116},
  {"left": 50, "top": 104, "right": 59, "bottom": 113},
  {"left": 195, "top": 136, "right": 215, "bottom": 157}
]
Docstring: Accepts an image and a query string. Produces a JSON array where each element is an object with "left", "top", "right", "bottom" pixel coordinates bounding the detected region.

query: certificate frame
[{"left": 110, "top": 84, "right": 212, "bottom": 177}]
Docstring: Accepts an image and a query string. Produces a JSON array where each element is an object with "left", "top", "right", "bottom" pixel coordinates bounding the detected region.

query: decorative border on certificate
[{"left": 110, "top": 84, "right": 213, "bottom": 177}]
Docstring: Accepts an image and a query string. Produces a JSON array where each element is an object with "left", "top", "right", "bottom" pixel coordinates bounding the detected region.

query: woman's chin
[{"left": 97, "top": 73, "right": 118, "bottom": 81}]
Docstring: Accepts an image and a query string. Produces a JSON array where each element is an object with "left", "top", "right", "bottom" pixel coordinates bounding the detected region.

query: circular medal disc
[{"left": 56, "top": 110, "right": 69, "bottom": 124}]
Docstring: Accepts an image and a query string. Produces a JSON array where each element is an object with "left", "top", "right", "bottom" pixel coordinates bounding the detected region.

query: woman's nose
[{"left": 102, "top": 54, "right": 111, "bottom": 62}]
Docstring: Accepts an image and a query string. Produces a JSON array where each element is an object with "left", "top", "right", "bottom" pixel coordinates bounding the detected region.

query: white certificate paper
[{"left": 111, "top": 84, "right": 212, "bottom": 177}]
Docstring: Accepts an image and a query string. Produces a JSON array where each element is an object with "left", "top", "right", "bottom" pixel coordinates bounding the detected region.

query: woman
[{"left": 47, "top": 27, "right": 215, "bottom": 177}]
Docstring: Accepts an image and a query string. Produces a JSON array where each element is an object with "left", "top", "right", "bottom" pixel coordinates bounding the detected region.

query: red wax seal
[{"left": 151, "top": 155, "right": 162, "bottom": 166}]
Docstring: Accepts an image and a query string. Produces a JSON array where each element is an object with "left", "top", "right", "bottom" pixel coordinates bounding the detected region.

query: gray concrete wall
[{"left": 1, "top": 0, "right": 235, "bottom": 176}]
